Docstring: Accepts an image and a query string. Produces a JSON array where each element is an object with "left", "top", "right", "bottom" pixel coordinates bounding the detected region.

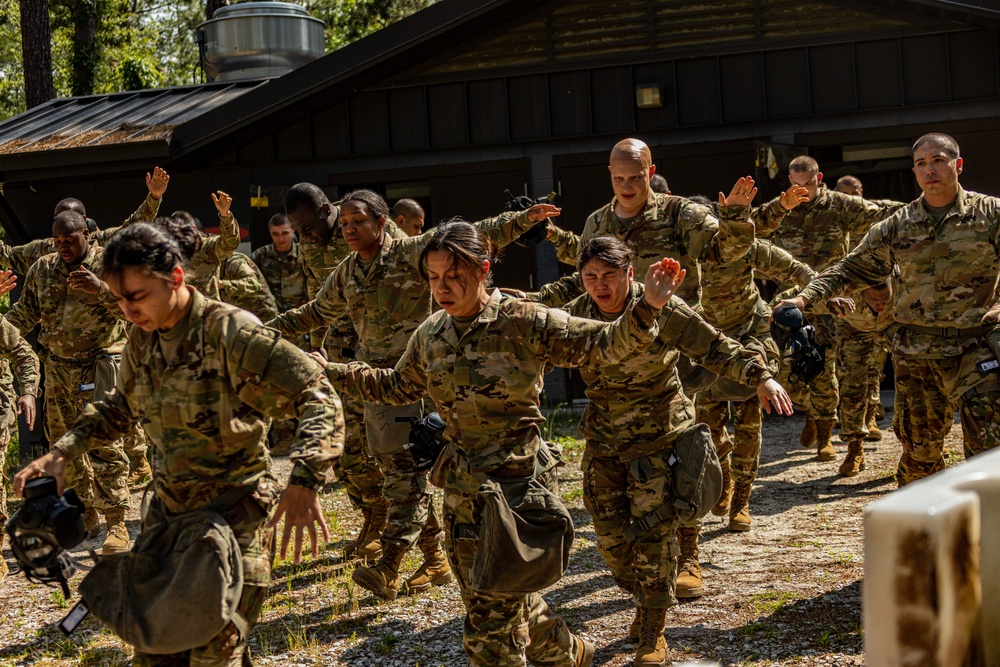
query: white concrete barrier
[{"left": 864, "top": 447, "right": 1000, "bottom": 667}]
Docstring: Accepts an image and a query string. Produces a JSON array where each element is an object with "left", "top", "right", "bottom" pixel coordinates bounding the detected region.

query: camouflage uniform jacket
[
  {"left": 5, "top": 243, "right": 126, "bottom": 362},
  {"left": 272, "top": 211, "right": 537, "bottom": 368},
  {"left": 549, "top": 225, "right": 582, "bottom": 267},
  {"left": 251, "top": 242, "right": 310, "bottom": 314},
  {"left": 220, "top": 252, "right": 279, "bottom": 321},
  {"left": 0, "top": 317, "right": 41, "bottom": 397},
  {"left": 702, "top": 237, "right": 816, "bottom": 334},
  {"left": 578, "top": 194, "right": 756, "bottom": 307},
  {"left": 0, "top": 193, "right": 162, "bottom": 275},
  {"left": 297, "top": 222, "right": 407, "bottom": 353},
  {"left": 800, "top": 188, "right": 1000, "bottom": 358},
  {"left": 328, "top": 288, "right": 661, "bottom": 478},
  {"left": 183, "top": 213, "right": 241, "bottom": 299},
  {"left": 567, "top": 283, "right": 772, "bottom": 460},
  {"left": 753, "top": 184, "right": 899, "bottom": 272},
  {"left": 52, "top": 289, "right": 345, "bottom": 514}
]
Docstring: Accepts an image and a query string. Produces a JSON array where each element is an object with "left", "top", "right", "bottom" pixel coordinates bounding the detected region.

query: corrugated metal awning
[{"left": 0, "top": 80, "right": 266, "bottom": 156}]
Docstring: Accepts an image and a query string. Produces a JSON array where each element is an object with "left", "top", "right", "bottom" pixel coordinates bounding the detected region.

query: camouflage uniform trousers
[
  {"left": 696, "top": 395, "right": 762, "bottom": 492},
  {"left": 836, "top": 325, "right": 893, "bottom": 441},
  {"left": 123, "top": 422, "right": 148, "bottom": 464},
  {"left": 44, "top": 357, "right": 129, "bottom": 511},
  {"left": 445, "top": 463, "right": 582, "bottom": 667},
  {"left": 0, "top": 389, "right": 14, "bottom": 526},
  {"left": 134, "top": 475, "right": 281, "bottom": 666},
  {"left": 581, "top": 448, "right": 679, "bottom": 609},
  {"left": 780, "top": 314, "right": 839, "bottom": 420},
  {"left": 365, "top": 401, "right": 443, "bottom": 552},
  {"left": 893, "top": 342, "right": 1000, "bottom": 485}
]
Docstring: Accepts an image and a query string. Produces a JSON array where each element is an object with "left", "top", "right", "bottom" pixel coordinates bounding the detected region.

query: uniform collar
[
  {"left": 911, "top": 186, "right": 970, "bottom": 223},
  {"left": 605, "top": 192, "right": 664, "bottom": 229},
  {"left": 431, "top": 288, "right": 504, "bottom": 347},
  {"left": 137, "top": 287, "right": 206, "bottom": 369}
]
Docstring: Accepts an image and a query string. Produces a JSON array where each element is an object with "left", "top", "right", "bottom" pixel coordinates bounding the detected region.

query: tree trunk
[
  {"left": 205, "top": 0, "right": 226, "bottom": 21},
  {"left": 20, "top": 0, "right": 56, "bottom": 108},
  {"left": 71, "top": 0, "right": 99, "bottom": 97}
]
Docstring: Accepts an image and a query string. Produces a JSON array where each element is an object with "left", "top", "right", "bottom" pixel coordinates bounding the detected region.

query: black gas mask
[
  {"left": 504, "top": 190, "right": 556, "bottom": 246},
  {"left": 6, "top": 476, "right": 89, "bottom": 596},
  {"left": 396, "top": 412, "right": 447, "bottom": 471},
  {"left": 771, "top": 304, "right": 827, "bottom": 384}
]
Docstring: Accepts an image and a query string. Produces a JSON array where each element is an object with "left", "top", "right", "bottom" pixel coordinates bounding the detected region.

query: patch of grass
[
  {"left": 817, "top": 628, "right": 833, "bottom": 648},
  {"left": 374, "top": 631, "right": 400, "bottom": 655},
  {"left": 829, "top": 548, "right": 856, "bottom": 566},
  {"left": 562, "top": 487, "right": 583, "bottom": 503},
  {"left": 748, "top": 590, "right": 800, "bottom": 616},
  {"left": 52, "top": 589, "right": 70, "bottom": 610}
]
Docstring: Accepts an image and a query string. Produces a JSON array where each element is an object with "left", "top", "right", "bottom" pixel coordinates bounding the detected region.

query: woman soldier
[
  {"left": 268, "top": 190, "right": 559, "bottom": 600},
  {"left": 318, "top": 220, "right": 684, "bottom": 667},
  {"left": 565, "top": 236, "right": 792, "bottom": 666},
  {"left": 14, "top": 223, "right": 345, "bottom": 666}
]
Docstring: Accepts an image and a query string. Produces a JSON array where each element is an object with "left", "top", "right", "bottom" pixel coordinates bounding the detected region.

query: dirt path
[{"left": 0, "top": 396, "right": 966, "bottom": 666}]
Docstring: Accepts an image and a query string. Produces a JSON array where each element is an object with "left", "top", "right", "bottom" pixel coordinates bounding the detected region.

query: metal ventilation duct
[{"left": 197, "top": 2, "right": 325, "bottom": 82}]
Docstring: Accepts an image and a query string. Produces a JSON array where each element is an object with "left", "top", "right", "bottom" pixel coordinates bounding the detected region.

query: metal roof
[{"left": 0, "top": 80, "right": 265, "bottom": 156}]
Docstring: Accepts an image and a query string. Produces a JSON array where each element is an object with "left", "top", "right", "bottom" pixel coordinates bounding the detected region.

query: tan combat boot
[
  {"left": 403, "top": 543, "right": 452, "bottom": 595},
  {"left": 0, "top": 532, "right": 8, "bottom": 588},
  {"left": 572, "top": 633, "right": 595, "bottom": 667},
  {"left": 728, "top": 481, "right": 752, "bottom": 532},
  {"left": 101, "top": 507, "right": 130, "bottom": 556},
  {"left": 127, "top": 455, "right": 152, "bottom": 487},
  {"left": 675, "top": 525, "right": 703, "bottom": 599},
  {"left": 357, "top": 496, "right": 388, "bottom": 562},
  {"left": 83, "top": 508, "right": 100, "bottom": 537},
  {"left": 634, "top": 607, "right": 668, "bottom": 666},
  {"left": 838, "top": 438, "right": 867, "bottom": 477},
  {"left": 799, "top": 416, "right": 817, "bottom": 449},
  {"left": 815, "top": 419, "right": 837, "bottom": 461},
  {"left": 865, "top": 404, "right": 883, "bottom": 442},
  {"left": 628, "top": 606, "right": 642, "bottom": 640},
  {"left": 711, "top": 455, "right": 732, "bottom": 516},
  {"left": 345, "top": 505, "right": 373, "bottom": 558},
  {"left": 352, "top": 544, "right": 406, "bottom": 600}
]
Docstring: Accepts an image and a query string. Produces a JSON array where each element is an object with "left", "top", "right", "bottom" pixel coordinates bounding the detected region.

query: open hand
[
  {"left": 719, "top": 176, "right": 758, "bottom": 207},
  {"left": 68, "top": 266, "right": 103, "bottom": 294},
  {"left": 642, "top": 257, "right": 686, "bottom": 309},
  {"left": 526, "top": 203, "right": 562, "bottom": 223},
  {"left": 0, "top": 270, "right": 16, "bottom": 297},
  {"left": 13, "top": 450, "right": 67, "bottom": 497},
  {"left": 268, "top": 485, "right": 331, "bottom": 564},
  {"left": 146, "top": 166, "right": 170, "bottom": 200},
  {"left": 827, "top": 297, "right": 856, "bottom": 317},
  {"left": 16, "top": 394, "right": 36, "bottom": 430},
  {"left": 758, "top": 378, "right": 793, "bottom": 416},
  {"left": 211, "top": 191, "right": 233, "bottom": 217},
  {"left": 779, "top": 184, "right": 809, "bottom": 211}
]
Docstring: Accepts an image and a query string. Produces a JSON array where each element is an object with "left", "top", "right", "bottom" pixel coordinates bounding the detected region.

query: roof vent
[{"left": 196, "top": 2, "right": 325, "bottom": 82}]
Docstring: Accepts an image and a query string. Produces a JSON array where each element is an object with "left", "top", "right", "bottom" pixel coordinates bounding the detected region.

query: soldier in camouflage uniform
[
  {"left": 826, "top": 280, "right": 897, "bottom": 476},
  {"left": 162, "top": 194, "right": 241, "bottom": 300},
  {"left": 0, "top": 167, "right": 169, "bottom": 275},
  {"left": 323, "top": 221, "right": 690, "bottom": 667},
  {"left": 273, "top": 189, "right": 558, "bottom": 600},
  {"left": 753, "top": 156, "right": 902, "bottom": 458},
  {"left": 219, "top": 252, "right": 279, "bottom": 321},
  {"left": 0, "top": 308, "right": 40, "bottom": 587},
  {"left": 15, "top": 222, "right": 345, "bottom": 666},
  {"left": 251, "top": 214, "right": 312, "bottom": 458},
  {"left": 392, "top": 198, "right": 425, "bottom": 237},
  {"left": 786, "top": 133, "right": 1000, "bottom": 485},
  {"left": 4, "top": 211, "right": 131, "bottom": 555},
  {"left": 565, "top": 236, "right": 791, "bottom": 666},
  {"left": 283, "top": 184, "right": 411, "bottom": 561}
]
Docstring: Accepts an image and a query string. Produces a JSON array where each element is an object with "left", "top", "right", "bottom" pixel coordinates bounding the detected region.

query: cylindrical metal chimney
[{"left": 197, "top": 2, "right": 325, "bottom": 82}]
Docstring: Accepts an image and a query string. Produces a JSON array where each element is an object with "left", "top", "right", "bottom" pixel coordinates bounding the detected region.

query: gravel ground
[{"left": 0, "top": 393, "right": 967, "bottom": 666}]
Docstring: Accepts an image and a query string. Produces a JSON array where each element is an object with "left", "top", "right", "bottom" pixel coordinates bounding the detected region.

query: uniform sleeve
[
  {"left": 51, "top": 341, "right": 141, "bottom": 460},
  {"left": 657, "top": 295, "right": 772, "bottom": 388},
  {"left": 697, "top": 202, "right": 755, "bottom": 264},
  {"left": 842, "top": 193, "right": 894, "bottom": 240},
  {"left": 523, "top": 273, "right": 585, "bottom": 308},
  {"left": 750, "top": 196, "right": 790, "bottom": 238},
  {"left": 203, "top": 213, "right": 240, "bottom": 263},
  {"left": 121, "top": 193, "right": 162, "bottom": 227},
  {"left": 799, "top": 217, "right": 897, "bottom": 304},
  {"left": 472, "top": 210, "right": 536, "bottom": 250},
  {"left": 221, "top": 257, "right": 280, "bottom": 321},
  {"left": 4, "top": 264, "right": 43, "bottom": 334},
  {"left": 224, "top": 322, "right": 344, "bottom": 492},
  {"left": 325, "top": 329, "right": 429, "bottom": 406},
  {"left": 548, "top": 225, "right": 581, "bottom": 266},
  {"left": 0, "top": 318, "right": 39, "bottom": 396},
  {"left": 749, "top": 239, "right": 817, "bottom": 289},
  {"left": 386, "top": 220, "right": 409, "bottom": 240},
  {"left": 267, "top": 264, "right": 348, "bottom": 335},
  {"left": 0, "top": 239, "right": 54, "bottom": 275},
  {"left": 529, "top": 296, "right": 661, "bottom": 370}
]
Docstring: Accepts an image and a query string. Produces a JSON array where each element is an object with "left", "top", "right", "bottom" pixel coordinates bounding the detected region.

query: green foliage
[{"left": 0, "top": 0, "right": 435, "bottom": 123}]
